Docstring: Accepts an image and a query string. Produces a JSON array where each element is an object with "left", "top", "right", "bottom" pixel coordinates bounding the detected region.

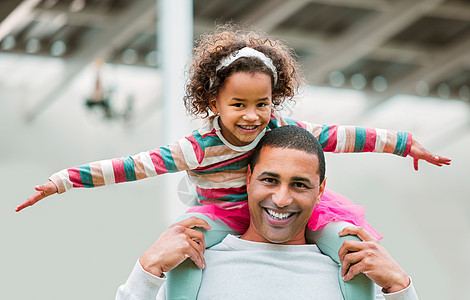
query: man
[{"left": 116, "top": 126, "right": 418, "bottom": 299}]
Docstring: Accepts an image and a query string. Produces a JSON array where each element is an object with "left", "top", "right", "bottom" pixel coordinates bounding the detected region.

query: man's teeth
[
  {"left": 239, "top": 125, "right": 257, "bottom": 130},
  {"left": 267, "top": 209, "right": 293, "bottom": 220}
]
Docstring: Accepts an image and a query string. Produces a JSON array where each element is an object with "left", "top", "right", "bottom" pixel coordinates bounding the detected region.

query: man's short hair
[{"left": 250, "top": 125, "right": 326, "bottom": 184}]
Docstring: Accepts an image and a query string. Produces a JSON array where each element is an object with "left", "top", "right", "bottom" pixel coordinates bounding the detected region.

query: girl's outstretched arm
[
  {"left": 409, "top": 139, "right": 451, "bottom": 171},
  {"left": 16, "top": 181, "right": 58, "bottom": 212},
  {"left": 281, "top": 116, "right": 451, "bottom": 169},
  {"left": 15, "top": 131, "right": 206, "bottom": 213}
]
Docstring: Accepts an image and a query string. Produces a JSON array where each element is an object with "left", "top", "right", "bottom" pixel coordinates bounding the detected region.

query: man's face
[{"left": 243, "top": 146, "right": 325, "bottom": 245}]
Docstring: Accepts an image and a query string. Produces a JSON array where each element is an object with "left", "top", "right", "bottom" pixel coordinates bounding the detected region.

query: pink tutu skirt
[{"left": 186, "top": 188, "right": 382, "bottom": 240}]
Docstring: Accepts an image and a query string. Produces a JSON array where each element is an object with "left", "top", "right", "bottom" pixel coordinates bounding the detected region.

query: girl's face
[{"left": 211, "top": 72, "right": 273, "bottom": 146}]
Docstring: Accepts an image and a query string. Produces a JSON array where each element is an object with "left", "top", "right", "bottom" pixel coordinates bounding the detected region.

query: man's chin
[
  {"left": 261, "top": 227, "right": 296, "bottom": 244},
  {"left": 261, "top": 224, "right": 306, "bottom": 245}
]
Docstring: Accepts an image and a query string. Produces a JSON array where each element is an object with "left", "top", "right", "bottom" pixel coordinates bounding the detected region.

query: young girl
[{"left": 16, "top": 25, "right": 450, "bottom": 299}]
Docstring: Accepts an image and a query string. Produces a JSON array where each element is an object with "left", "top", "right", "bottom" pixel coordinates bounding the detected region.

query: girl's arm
[
  {"left": 285, "top": 118, "right": 450, "bottom": 170},
  {"left": 16, "top": 134, "right": 205, "bottom": 212}
]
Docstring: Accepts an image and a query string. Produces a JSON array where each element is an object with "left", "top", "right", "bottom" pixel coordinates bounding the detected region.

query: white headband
[{"left": 214, "top": 47, "right": 278, "bottom": 85}]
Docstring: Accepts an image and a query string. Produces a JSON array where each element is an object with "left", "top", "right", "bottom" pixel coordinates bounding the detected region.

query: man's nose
[{"left": 272, "top": 185, "right": 293, "bottom": 207}]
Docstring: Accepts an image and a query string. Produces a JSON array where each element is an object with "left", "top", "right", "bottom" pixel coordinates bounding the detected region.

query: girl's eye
[
  {"left": 233, "top": 103, "right": 244, "bottom": 107},
  {"left": 257, "top": 103, "right": 268, "bottom": 107}
]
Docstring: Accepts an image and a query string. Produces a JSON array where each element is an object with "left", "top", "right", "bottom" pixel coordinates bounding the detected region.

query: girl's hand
[
  {"left": 15, "top": 181, "right": 58, "bottom": 212},
  {"left": 409, "top": 139, "right": 451, "bottom": 171}
]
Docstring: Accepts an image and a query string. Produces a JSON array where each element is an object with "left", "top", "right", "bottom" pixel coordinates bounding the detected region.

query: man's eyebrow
[{"left": 258, "top": 171, "right": 280, "bottom": 178}]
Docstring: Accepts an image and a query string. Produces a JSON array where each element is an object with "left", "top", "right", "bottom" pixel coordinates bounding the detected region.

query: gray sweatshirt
[{"left": 116, "top": 234, "right": 418, "bottom": 300}]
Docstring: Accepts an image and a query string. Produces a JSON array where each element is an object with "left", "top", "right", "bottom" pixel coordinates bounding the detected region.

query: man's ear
[
  {"left": 315, "top": 178, "right": 326, "bottom": 206},
  {"left": 246, "top": 165, "right": 252, "bottom": 185}
]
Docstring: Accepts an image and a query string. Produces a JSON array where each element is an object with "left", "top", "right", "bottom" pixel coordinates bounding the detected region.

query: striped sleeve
[
  {"left": 298, "top": 120, "right": 412, "bottom": 157},
  {"left": 48, "top": 132, "right": 206, "bottom": 194}
]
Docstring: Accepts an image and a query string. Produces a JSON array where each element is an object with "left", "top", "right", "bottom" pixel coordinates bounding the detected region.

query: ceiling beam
[
  {"left": 0, "top": 0, "right": 42, "bottom": 41},
  {"left": 367, "top": 44, "right": 431, "bottom": 65},
  {"left": 271, "top": 30, "right": 431, "bottom": 65},
  {"left": 428, "top": 2, "right": 470, "bottom": 21},
  {"left": 242, "top": 0, "right": 310, "bottom": 32},
  {"left": 33, "top": 7, "right": 115, "bottom": 29},
  {"left": 367, "top": 32, "right": 470, "bottom": 107},
  {"left": 304, "top": 0, "right": 445, "bottom": 84},
  {"left": 195, "top": 0, "right": 222, "bottom": 17},
  {"left": 270, "top": 27, "right": 331, "bottom": 53},
  {"left": 22, "top": 9, "right": 68, "bottom": 40},
  {"left": 306, "top": 0, "right": 389, "bottom": 11},
  {"left": 24, "top": 0, "right": 156, "bottom": 122},
  {"left": 306, "top": 0, "right": 470, "bottom": 22},
  {"left": 195, "top": 12, "right": 436, "bottom": 74}
]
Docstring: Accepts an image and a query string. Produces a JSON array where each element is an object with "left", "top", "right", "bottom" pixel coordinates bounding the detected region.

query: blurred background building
[{"left": 1, "top": 0, "right": 469, "bottom": 299}]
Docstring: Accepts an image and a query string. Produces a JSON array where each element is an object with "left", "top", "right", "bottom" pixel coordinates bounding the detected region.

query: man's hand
[
  {"left": 338, "top": 226, "right": 410, "bottom": 294},
  {"left": 139, "top": 216, "right": 211, "bottom": 278},
  {"left": 16, "top": 181, "right": 58, "bottom": 212},
  {"left": 409, "top": 138, "right": 451, "bottom": 171}
]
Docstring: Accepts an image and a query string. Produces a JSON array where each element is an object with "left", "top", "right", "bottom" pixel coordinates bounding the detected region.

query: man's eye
[
  {"left": 262, "top": 178, "right": 276, "bottom": 183},
  {"left": 293, "top": 182, "right": 307, "bottom": 188}
]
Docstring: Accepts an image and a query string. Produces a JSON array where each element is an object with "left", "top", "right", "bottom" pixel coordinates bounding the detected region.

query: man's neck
[{"left": 240, "top": 226, "right": 307, "bottom": 245}]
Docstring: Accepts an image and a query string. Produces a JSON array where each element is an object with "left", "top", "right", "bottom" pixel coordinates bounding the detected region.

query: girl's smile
[{"left": 211, "top": 72, "right": 273, "bottom": 147}]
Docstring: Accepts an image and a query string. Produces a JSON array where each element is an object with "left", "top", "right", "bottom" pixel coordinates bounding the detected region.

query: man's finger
[
  {"left": 343, "top": 261, "right": 365, "bottom": 281},
  {"left": 338, "top": 239, "right": 365, "bottom": 263},
  {"left": 178, "top": 216, "right": 212, "bottom": 231},
  {"left": 191, "top": 237, "right": 206, "bottom": 268},
  {"left": 187, "top": 238, "right": 206, "bottom": 269},
  {"left": 340, "top": 251, "right": 364, "bottom": 276},
  {"left": 186, "top": 229, "right": 206, "bottom": 254},
  {"left": 184, "top": 227, "right": 207, "bottom": 252},
  {"left": 338, "top": 226, "right": 374, "bottom": 242}
]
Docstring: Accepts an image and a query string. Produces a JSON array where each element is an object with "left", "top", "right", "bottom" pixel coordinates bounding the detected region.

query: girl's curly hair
[{"left": 184, "top": 23, "right": 305, "bottom": 118}]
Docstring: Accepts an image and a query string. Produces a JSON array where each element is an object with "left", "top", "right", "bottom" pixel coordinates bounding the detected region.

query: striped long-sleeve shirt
[{"left": 50, "top": 113, "right": 412, "bottom": 203}]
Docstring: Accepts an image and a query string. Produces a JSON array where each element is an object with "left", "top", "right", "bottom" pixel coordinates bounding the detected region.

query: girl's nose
[{"left": 243, "top": 110, "right": 259, "bottom": 121}]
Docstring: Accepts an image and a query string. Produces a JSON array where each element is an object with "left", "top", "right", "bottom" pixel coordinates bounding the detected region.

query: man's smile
[
  {"left": 265, "top": 208, "right": 294, "bottom": 220},
  {"left": 262, "top": 206, "right": 297, "bottom": 226}
]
